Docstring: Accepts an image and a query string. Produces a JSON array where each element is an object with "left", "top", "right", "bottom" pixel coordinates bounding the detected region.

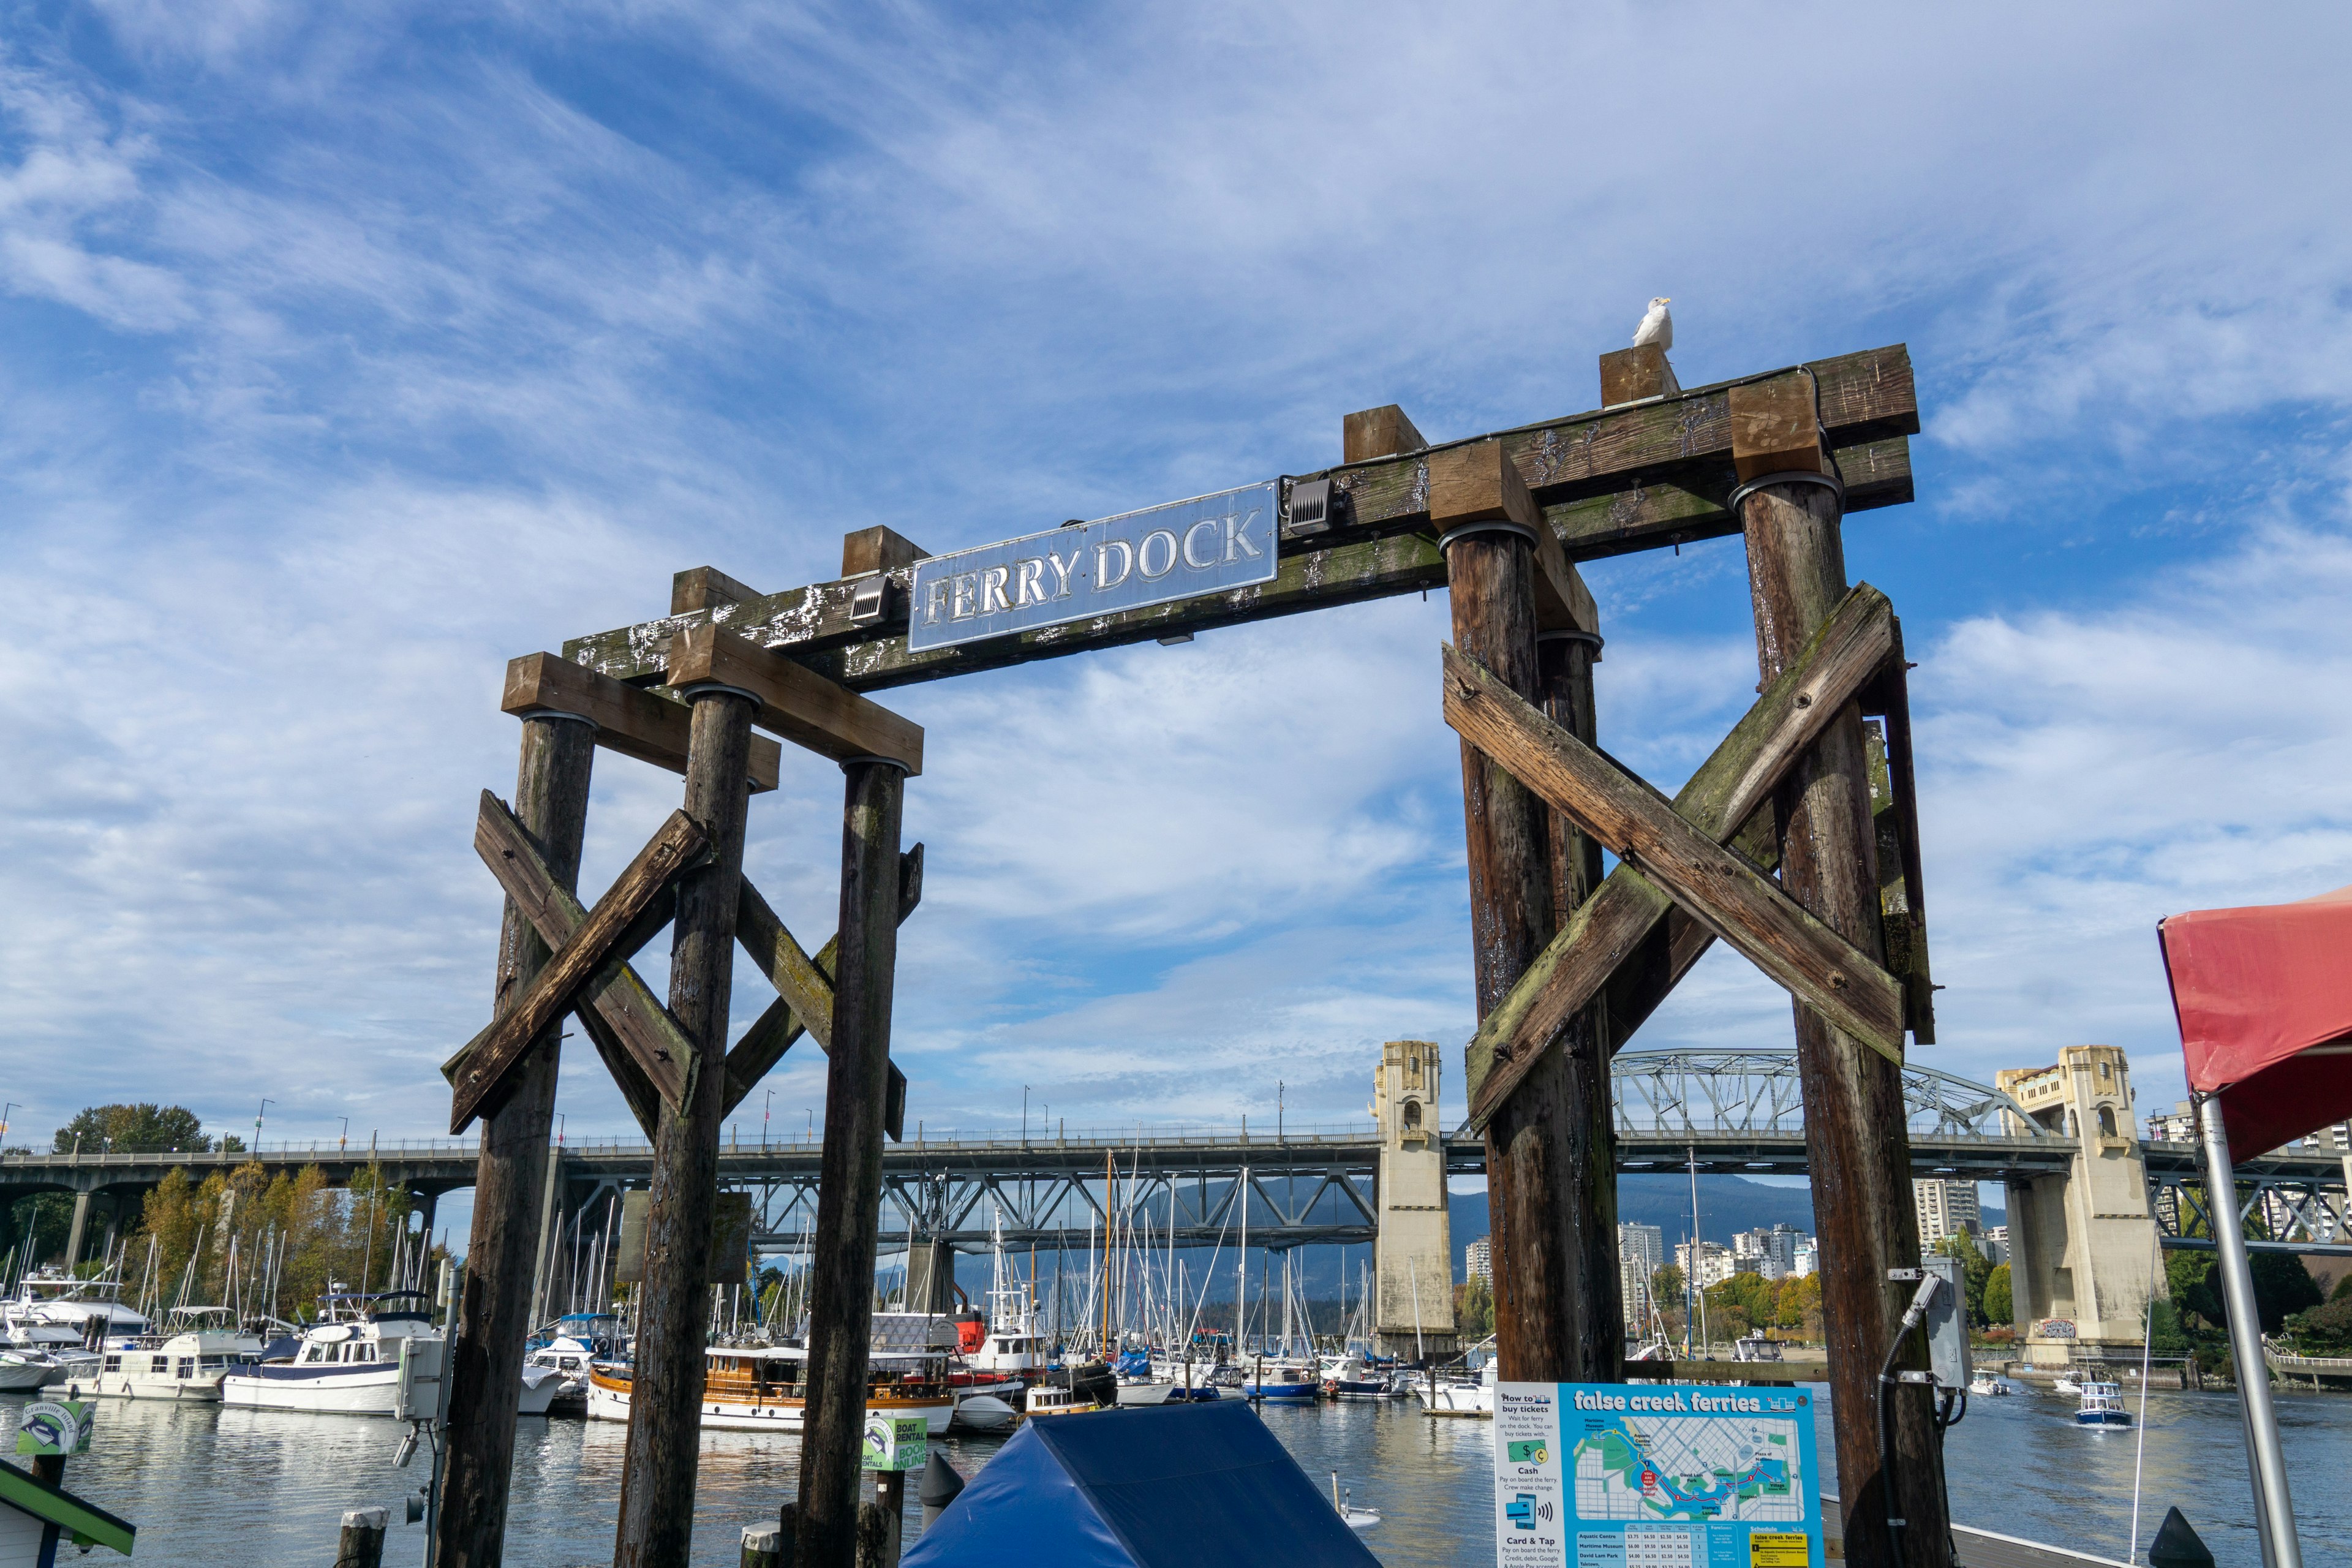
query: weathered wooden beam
[
  {"left": 1428, "top": 437, "right": 1598, "bottom": 637},
  {"left": 733, "top": 878, "right": 835, "bottom": 1049},
  {"left": 842, "top": 526, "right": 928, "bottom": 578},
  {"left": 666, "top": 624, "right": 925, "bottom": 774},
  {"left": 794, "top": 759, "right": 909, "bottom": 1568},
  {"left": 574, "top": 1005, "right": 661, "bottom": 1140},
  {"left": 1343, "top": 404, "right": 1426, "bottom": 463},
  {"left": 563, "top": 345, "right": 1917, "bottom": 689},
  {"left": 722, "top": 847, "right": 922, "bottom": 1133},
  {"left": 459, "top": 791, "right": 695, "bottom": 1116},
  {"left": 671, "top": 566, "right": 763, "bottom": 616},
  {"left": 1442, "top": 642, "right": 1905, "bottom": 1065},
  {"left": 1464, "top": 584, "right": 1898, "bottom": 1129},
  {"left": 446, "top": 809, "right": 707, "bottom": 1133},
  {"left": 616, "top": 689, "right": 756, "bottom": 1566},
  {"left": 1864, "top": 627, "right": 1936, "bottom": 1042},
  {"left": 1599, "top": 344, "right": 1679, "bottom": 407},
  {"left": 1737, "top": 428, "right": 1947, "bottom": 1566},
  {"left": 502, "top": 653, "right": 781, "bottom": 793},
  {"left": 437, "top": 717, "right": 592, "bottom": 1568}
]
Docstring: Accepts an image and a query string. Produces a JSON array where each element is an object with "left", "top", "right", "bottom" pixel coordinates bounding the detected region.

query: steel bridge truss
[
  {"left": 745, "top": 1151, "right": 1385, "bottom": 1257},
  {"left": 1607, "top": 1049, "right": 2051, "bottom": 1142},
  {"left": 2149, "top": 1162, "right": 2352, "bottom": 1257}
]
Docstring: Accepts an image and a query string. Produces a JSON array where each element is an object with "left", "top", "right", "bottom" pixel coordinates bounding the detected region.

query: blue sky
[{"left": 4, "top": 1, "right": 2349, "bottom": 1231}]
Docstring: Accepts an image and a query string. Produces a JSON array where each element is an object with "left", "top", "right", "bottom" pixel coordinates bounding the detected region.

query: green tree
[
  {"left": 1453, "top": 1278, "right": 1494, "bottom": 1337},
  {"left": 1935, "top": 1234, "right": 1994, "bottom": 1326},
  {"left": 2146, "top": 1298, "right": 2190, "bottom": 1359},
  {"left": 2332, "top": 1272, "right": 2352, "bottom": 1303},
  {"left": 1983, "top": 1264, "right": 2013, "bottom": 1328},
  {"left": 53, "top": 1104, "right": 208, "bottom": 1153},
  {"left": 1651, "top": 1264, "right": 1684, "bottom": 1306},
  {"left": 2165, "top": 1249, "right": 2323, "bottom": 1335}
]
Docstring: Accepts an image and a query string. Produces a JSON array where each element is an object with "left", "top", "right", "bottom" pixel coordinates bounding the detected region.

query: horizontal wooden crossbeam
[
  {"left": 502, "top": 653, "right": 782, "bottom": 792},
  {"left": 446, "top": 804, "right": 707, "bottom": 1133},
  {"left": 723, "top": 846, "right": 922, "bottom": 1134},
  {"left": 666, "top": 624, "right": 924, "bottom": 775},
  {"left": 1463, "top": 586, "right": 1901, "bottom": 1128},
  {"left": 1447, "top": 640, "right": 1904, "bottom": 1120},
  {"left": 562, "top": 345, "right": 1916, "bottom": 690}
]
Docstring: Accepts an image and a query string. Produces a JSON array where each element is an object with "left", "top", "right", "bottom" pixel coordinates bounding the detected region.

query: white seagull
[{"left": 1632, "top": 297, "right": 1673, "bottom": 351}]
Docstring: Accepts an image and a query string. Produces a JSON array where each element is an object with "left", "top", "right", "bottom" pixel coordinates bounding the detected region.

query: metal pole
[{"left": 2196, "top": 1091, "right": 2301, "bottom": 1568}]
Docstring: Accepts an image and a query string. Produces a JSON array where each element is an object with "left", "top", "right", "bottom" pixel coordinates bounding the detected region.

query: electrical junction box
[{"left": 1921, "top": 1254, "right": 1972, "bottom": 1389}]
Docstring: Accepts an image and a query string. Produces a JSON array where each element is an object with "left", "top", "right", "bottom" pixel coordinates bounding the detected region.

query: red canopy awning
[{"left": 2158, "top": 883, "right": 2352, "bottom": 1156}]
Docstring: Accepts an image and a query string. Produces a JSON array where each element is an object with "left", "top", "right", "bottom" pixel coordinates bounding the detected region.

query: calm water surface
[{"left": 11, "top": 1382, "right": 2346, "bottom": 1566}]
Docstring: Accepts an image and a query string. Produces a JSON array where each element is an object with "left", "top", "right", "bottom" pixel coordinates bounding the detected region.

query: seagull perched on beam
[{"left": 1632, "top": 296, "right": 1673, "bottom": 350}]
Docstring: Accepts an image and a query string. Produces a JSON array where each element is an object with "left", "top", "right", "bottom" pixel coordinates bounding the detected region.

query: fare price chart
[{"left": 1494, "top": 1382, "right": 1824, "bottom": 1568}]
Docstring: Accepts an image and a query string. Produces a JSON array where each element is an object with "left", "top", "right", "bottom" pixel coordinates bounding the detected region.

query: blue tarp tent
[{"left": 903, "top": 1401, "right": 1381, "bottom": 1568}]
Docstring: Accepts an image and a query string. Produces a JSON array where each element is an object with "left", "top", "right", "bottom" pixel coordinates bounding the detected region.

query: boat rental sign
[{"left": 906, "top": 481, "right": 1280, "bottom": 653}]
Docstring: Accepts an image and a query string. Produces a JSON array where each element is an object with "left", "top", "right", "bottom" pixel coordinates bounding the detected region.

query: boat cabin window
[{"left": 151, "top": 1355, "right": 170, "bottom": 1373}]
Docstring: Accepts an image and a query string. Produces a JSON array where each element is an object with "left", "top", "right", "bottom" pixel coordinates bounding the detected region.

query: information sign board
[
  {"left": 1495, "top": 1382, "right": 1823, "bottom": 1568},
  {"left": 17, "top": 1399, "right": 94, "bottom": 1457},
  {"left": 907, "top": 481, "right": 1280, "bottom": 652},
  {"left": 861, "top": 1413, "right": 927, "bottom": 1473}
]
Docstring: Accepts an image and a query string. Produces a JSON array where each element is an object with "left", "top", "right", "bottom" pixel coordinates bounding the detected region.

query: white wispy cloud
[{"left": 0, "top": 0, "right": 2347, "bottom": 1193}]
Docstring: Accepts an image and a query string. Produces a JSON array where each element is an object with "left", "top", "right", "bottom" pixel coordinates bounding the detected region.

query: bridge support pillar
[
  {"left": 64, "top": 1191, "right": 91, "bottom": 1270},
  {"left": 1373, "top": 1042, "right": 1458, "bottom": 1360},
  {"left": 905, "top": 1238, "right": 957, "bottom": 1314},
  {"left": 1735, "top": 381, "right": 1950, "bottom": 1568}
]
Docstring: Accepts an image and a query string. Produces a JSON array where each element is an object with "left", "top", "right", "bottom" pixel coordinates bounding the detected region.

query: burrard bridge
[{"left": 9, "top": 1048, "right": 2345, "bottom": 1280}]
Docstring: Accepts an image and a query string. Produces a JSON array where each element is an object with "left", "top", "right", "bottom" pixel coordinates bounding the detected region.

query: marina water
[{"left": 15, "top": 1384, "right": 2346, "bottom": 1566}]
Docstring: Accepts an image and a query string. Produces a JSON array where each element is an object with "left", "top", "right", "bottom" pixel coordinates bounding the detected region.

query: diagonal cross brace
[
  {"left": 1453, "top": 584, "right": 1905, "bottom": 1131},
  {"left": 445, "top": 801, "right": 707, "bottom": 1133},
  {"left": 723, "top": 845, "right": 923, "bottom": 1134},
  {"left": 459, "top": 791, "right": 703, "bottom": 1136}
]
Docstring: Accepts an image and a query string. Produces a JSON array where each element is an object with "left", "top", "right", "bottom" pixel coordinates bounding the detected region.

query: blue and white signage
[
  {"left": 1496, "top": 1382, "right": 1823, "bottom": 1568},
  {"left": 907, "top": 481, "right": 1280, "bottom": 652}
]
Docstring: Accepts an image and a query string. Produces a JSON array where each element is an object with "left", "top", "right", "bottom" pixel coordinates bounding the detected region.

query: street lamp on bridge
[{"left": 254, "top": 1098, "right": 273, "bottom": 1150}]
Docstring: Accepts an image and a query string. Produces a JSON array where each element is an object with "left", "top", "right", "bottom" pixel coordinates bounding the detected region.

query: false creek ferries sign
[{"left": 907, "top": 480, "right": 1280, "bottom": 653}]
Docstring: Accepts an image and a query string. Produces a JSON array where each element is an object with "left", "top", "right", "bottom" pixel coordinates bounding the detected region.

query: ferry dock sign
[
  {"left": 1496, "top": 1382, "right": 1823, "bottom": 1568},
  {"left": 907, "top": 481, "right": 1280, "bottom": 652}
]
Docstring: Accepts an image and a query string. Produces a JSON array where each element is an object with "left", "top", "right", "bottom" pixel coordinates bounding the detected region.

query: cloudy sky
[{"left": 3, "top": 2, "right": 2348, "bottom": 1218}]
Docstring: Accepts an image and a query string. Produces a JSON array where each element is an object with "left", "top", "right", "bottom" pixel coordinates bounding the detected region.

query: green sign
[
  {"left": 861, "top": 1414, "right": 927, "bottom": 1473},
  {"left": 1506, "top": 1438, "right": 1550, "bottom": 1465},
  {"left": 17, "top": 1400, "right": 94, "bottom": 1457}
]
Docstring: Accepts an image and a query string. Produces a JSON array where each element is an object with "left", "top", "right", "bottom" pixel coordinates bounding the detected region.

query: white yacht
[
  {"left": 526, "top": 1314, "right": 626, "bottom": 1417},
  {"left": 1418, "top": 1362, "right": 1496, "bottom": 1417},
  {"left": 96, "top": 1307, "right": 266, "bottom": 1400},
  {"left": 8, "top": 1271, "right": 151, "bottom": 1343},
  {"left": 222, "top": 1291, "right": 458, "bottom": 1418},
  {"left": 0, "top": 1310, "right": 102, "bottom": 1387}
]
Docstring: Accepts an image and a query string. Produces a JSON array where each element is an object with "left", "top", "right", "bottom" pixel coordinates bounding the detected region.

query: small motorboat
[
  {"left": 1330, "top": 1472, "right": 1379, "bottom": 1531},
  {"left": 1967, "top": 1373, "right": 2011, "bottom": 1396},
  {"left": 1243, "top": 1360, "right": 1319, "bottom": 1401},
  {"left": 2074, "top": 1380, "right": 2131, "bottom": 1427},
  {"left": 2052, "top": 1373, "right": 2082, "bottom": 1395},
  {"left": 1024, "top": 1383, "right": 1095, "bottom": 1418}
]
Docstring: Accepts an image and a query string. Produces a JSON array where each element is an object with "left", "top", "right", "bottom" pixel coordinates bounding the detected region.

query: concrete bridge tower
[
  {"left": 1372, "top": 1039, "right": 1456, "bottom": 1359},
  {"left": 1996, "top": 1045, "right": 2165, "bottom": 1366}
]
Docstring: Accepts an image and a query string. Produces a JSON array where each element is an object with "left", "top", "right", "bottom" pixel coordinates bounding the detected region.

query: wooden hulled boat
[{"left": 587, "top": 1343, "right": 953, "bottom": 1434}]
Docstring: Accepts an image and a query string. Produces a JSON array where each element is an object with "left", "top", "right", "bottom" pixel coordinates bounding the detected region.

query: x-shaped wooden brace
[
  {"left": 450, "top": 791, "right": 923, "bottom": 1140},
  {"left": 1450, "top": 582, "right": 1931, "bottom": 1134},
  {"left": 723, "top": 848, "right": 922, "bottom": 1137},
  {"left": 445, "top": 801, "right": 709, "bottom": 1134}
]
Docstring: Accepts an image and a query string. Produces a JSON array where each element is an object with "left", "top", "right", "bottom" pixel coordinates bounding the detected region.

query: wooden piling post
[
  {"left": 438, "top": 713, "right": 595, "bottom": 1568},
  {"left": 1535, "top": 624, "right": 1623, "bottom": 1373},
  {"left": 614, "top": 687, "right": 758, "bottom": 1567},
  {"left": 1732, "top": 374, "right": 1949, "bottom": 1567},
  {"left": 1424, "top": 432, "right": 1609, "bottom": 1382},
  {"left": 794, "top": 759, "right": 909, "bottom": 1568},
  {"left": 741, "top": 1524, "right": 784, "bottom": 1568},
  {"left": 336, "top": 1506, "right": 390, "bottom": 1568},
  {"left": 872, "top": 1471, "right": 907, "bottom": 1568}
]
